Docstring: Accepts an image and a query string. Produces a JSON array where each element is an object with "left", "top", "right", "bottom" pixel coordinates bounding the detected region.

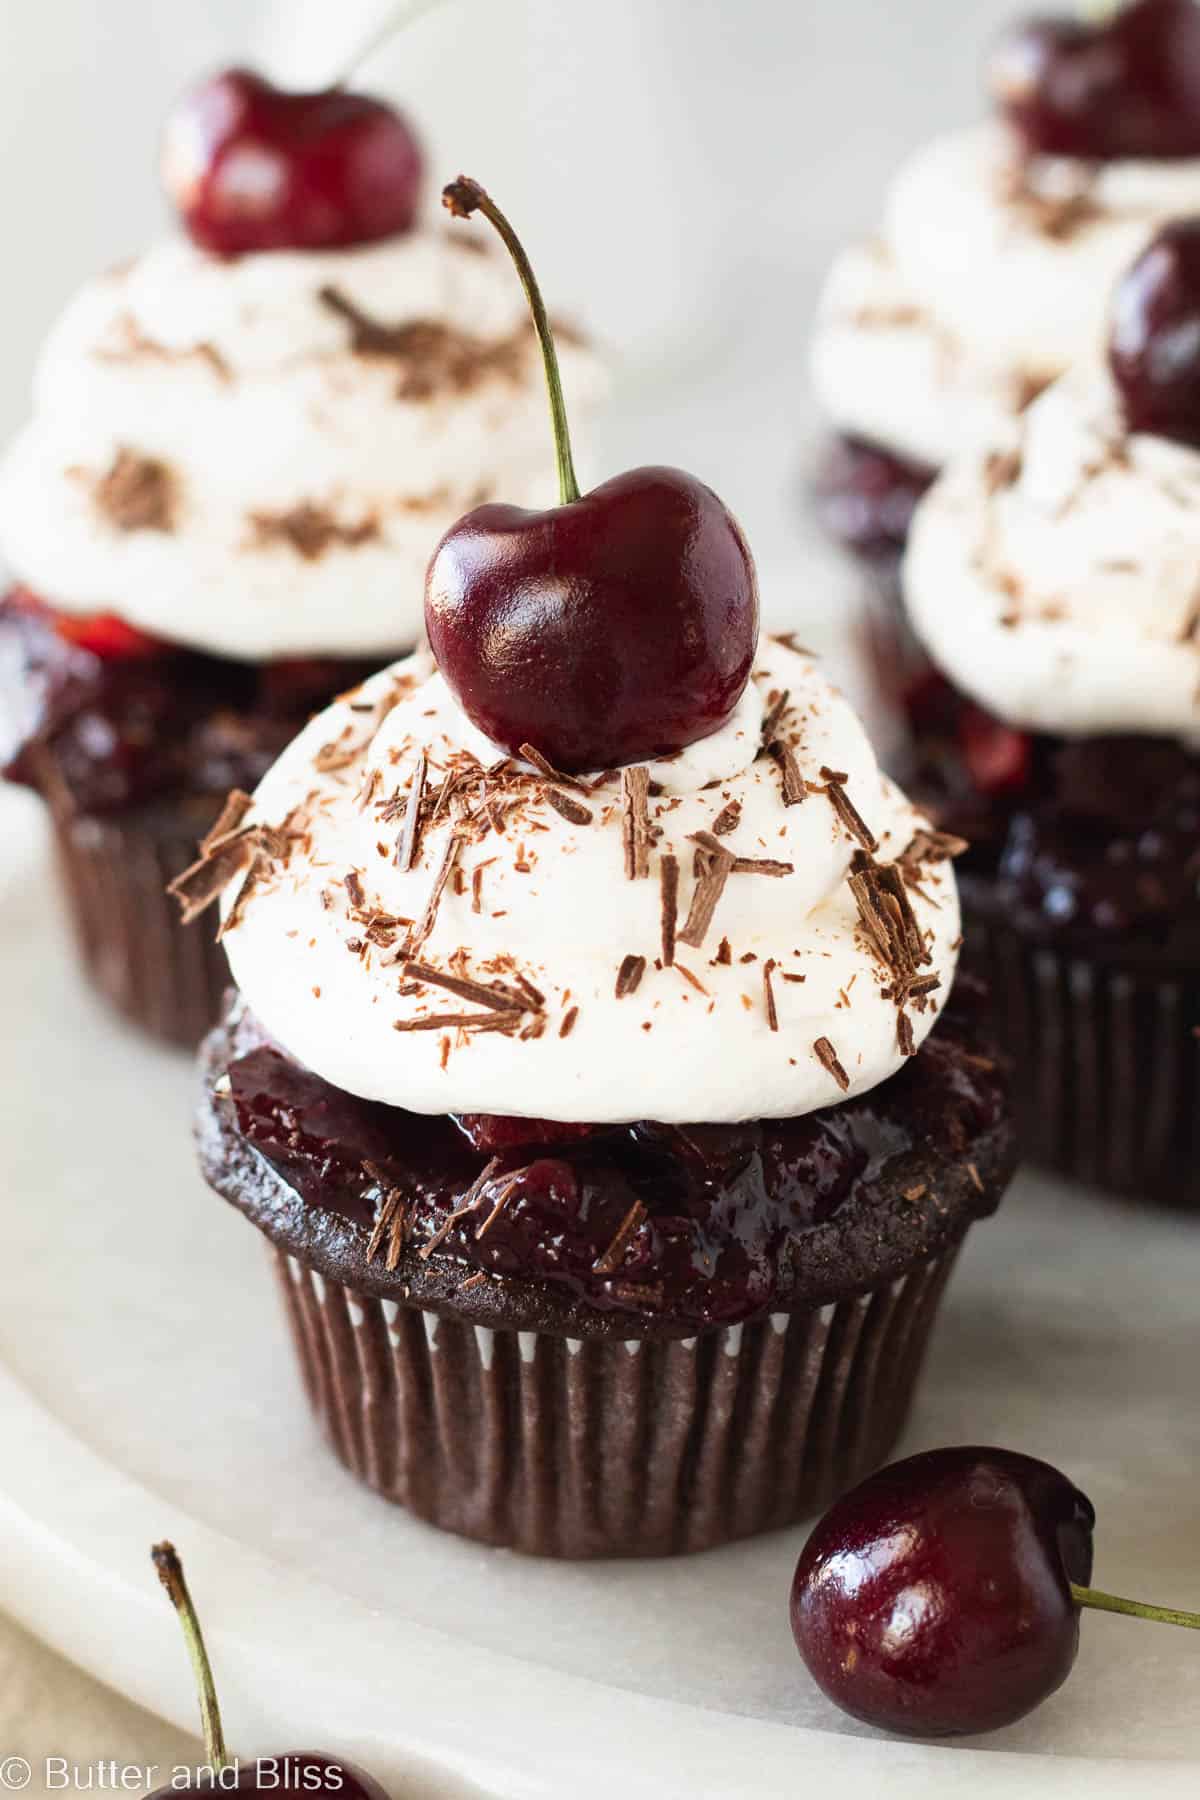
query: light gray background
[{"left": 0, "top": 0, "right": 1014, "bottom": 567}]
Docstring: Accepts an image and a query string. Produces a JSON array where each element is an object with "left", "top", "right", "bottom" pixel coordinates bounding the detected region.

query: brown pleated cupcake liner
[
  {"left": 51, "top": 806, "right": 229, "bottom": 1047},
  {"left": 964, "top": 915, "right": 1200, "bottom": 1207},
  {"left": 270, "top": 1241, "right": 962, "bottom": 1559}
]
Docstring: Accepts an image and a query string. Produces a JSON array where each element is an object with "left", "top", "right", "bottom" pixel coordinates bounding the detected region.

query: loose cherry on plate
[
  {"left": 150, "top": 1542, "right": 390, "bottom": 1796},
  {"left": 1110, "top": 218, "right": 1200, "bottom": 446},
  {"left": 790, "top": 1447, "right": 1200, "bottom": 1739},
  {"left": 425, "top": 178, "right": 758, "bottom": 774},
  {"left": 161, "top": 68, "right": 422, "bottom": 255},
  {"left": 989, "top": 0, "right": 1200, "bottom": 161}
]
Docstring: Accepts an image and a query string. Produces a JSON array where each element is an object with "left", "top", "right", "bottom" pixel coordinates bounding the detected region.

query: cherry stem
[
  {"left": 152, "top": 1543, "right": 231, "bottom": 1774},
  {"left": 442, "top": 176, "right": 581, "bottom": 506},
  {"left": 336, "top": 0, "right": 450, "bottom": 86},
  {"left": 1072, "top": 1583, "right": 1200, "bottom": 1631}
]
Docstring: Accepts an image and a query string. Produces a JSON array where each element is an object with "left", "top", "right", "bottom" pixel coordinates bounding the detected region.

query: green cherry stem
[
  {"left": 152, "top": 1542, "right": 231, "bottom": 1774},
  {"left": 1072, "top": 1583, "right": 1200, "bottom": 1631},
  {"left": 442, "top": 176, "right": 581, "bottom": 506}
]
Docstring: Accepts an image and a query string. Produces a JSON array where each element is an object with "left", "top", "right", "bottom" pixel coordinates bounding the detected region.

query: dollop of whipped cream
[
  {"left": 0, "top": 228, "right": 602, "bottom": 660},
  {"left": 215, "top": 637, "right": 961, "bottom": 1124},
  {"left": 812, "top": 123, "right": 1200, "bottom": 469},
  {"left": 906, "top": 365, "right": 1200, "bottom": 738}
]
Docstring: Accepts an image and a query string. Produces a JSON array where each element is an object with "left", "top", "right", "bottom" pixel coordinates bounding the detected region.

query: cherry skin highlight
[
  {"left": 161, "top": 68, "right": 422, "bottom": 255},
  {"left": 989, "top": 0, "right": 1200, "bottom": 161},
  {"left": 426, "top": 465, "right": 759, "bottom": 771},
  {"left": 790, "top": 1447, "right": 1094, "bottom": 1738},
  {"left": 1110, "top": 218, "right": 1200, "bottom": 446}
]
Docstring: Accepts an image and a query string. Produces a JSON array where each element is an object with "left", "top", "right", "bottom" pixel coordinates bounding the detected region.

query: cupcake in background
[
  {"left": 810, "top": 0, "right": 1200, "bottom": 675},
  {"left": 183, "top": 175, "right": 1015, "bottom": 1559},
  {"left": 0, "top": 68, "right": 602, "bottom": 1046},
  {"left": 902, "top": 218, "right": 1200, "bottom": 1207}
]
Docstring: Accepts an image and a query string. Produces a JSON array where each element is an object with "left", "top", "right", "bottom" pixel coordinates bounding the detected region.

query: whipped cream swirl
[
  {"left": 905, "top": 368, "right": 1200, "bottom": 739},
  {"left": 216, "top": 637, "right": 961, "bottom": 1124},
  {"left": 812, "top": 124, "right": 1200, "bottom": 470},
  {"left": 0, "top": 229, "right": 602, "bottom": 661}
]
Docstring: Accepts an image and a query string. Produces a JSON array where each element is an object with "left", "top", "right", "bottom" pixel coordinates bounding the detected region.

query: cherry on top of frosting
[
  {"left": 161, "top": 68, "right": 423, "bottom": 255},
  {"left": 424, "top": 177, "right": 758, "bottom": 774},
  {"left": 1110, "top": 217, "right": 1200, "bottom": 444},
  {"left": 989, "top": 0, "right": 1200, "bottom": 162}
]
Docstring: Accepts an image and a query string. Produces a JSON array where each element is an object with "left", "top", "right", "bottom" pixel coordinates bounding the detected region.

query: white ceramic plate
[{"left": 2, "top": 790, "right": 1200, "bottom": 1799}]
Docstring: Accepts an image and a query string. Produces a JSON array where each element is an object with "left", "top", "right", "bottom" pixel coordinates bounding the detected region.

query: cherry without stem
[
  {"left": 989, "top": 0, "right": 1200, "bottom": 162},
  {"left": 161, "top": 68, "right": 422, "bottom": 255},
  {"left": 149, "top": 1542, "right": 390, "bottom": 1797},
  {"left": 424, "top": 177, "right": 758, "bottom": 774},
  {"left": 790, "top": 1447, "right": 1200, "bottom": 1739},
  {"left": 1110, "top": 218, "right": 1200, "bottom": 446}
]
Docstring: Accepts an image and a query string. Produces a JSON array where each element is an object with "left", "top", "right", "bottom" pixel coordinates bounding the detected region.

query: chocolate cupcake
[
  {"left": 901, "top": 224, "right": 1200, "bottom": 1206},
  {"left": 0, "top": 77, "right": 602, "bottom": 1046},
  {"left": 187, "top": 634, "right": 1013, "bottom": 1557},
  {"left": 809, "top": 0, "right": 1200, "bottom": 682}
]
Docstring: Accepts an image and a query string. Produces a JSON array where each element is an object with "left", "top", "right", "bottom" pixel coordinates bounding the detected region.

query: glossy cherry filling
[
  {"left": 813, "top": 436, "right": 938, "bottom": 560},
  {"left": 905, "top": 672, "right": 1200, "bottom": 943},
  {"left": 0, "top": 591, "right": 386, "bottom": 816},
  {"left": 216, "top": 988, "right": 1007, "bottom": 1328}
]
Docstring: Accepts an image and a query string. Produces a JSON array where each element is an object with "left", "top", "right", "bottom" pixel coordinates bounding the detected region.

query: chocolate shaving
[
  {"left": 94, "top": 449, "right": 175, "bottom": 532},
  {"left": 366, "top": 1183, "right": 407, "bottom": 1268},
  {"left": 403, "top": 959, "right": 531, "bottom": 1014},
  {"left": 820, "top": 767, "right": 878, "bottom": 854},
  {"left": 767, "top": 739, "right": 805, "bottom": 806},
  {"left": 518, "top": 742, "right": 588, "bottom": 792},
  {"left": 217, "top": 854, "right": 264, "bottom": 940},
  {"left": 475, "top": 1175, "right": 522, "bottom": 1241},
  {"left": 691, "top": 830, "right": 792, "bottom": 880},
  {"left": 848, "top": 855, "right": 929, "bottom": 993},
  {"left": 419, "top": 1157, "right": 501, "bottom": 1259},
  {"left": 167, "top": 835, "right": 257, "bottom": 924},
  {"left": 314, "top": 733, "right": 369, "bottom": 774},
  {"left": 344, "top": 870, "right": 366, "bottom": 910},
  {"left": 593, "top": 1200, "right": 647, "bottom": 1276},
  {"left": 544, "top": 786, "right": 594, "bottom": 826},
  {"left": 407, "top": 826, "right": 463, "bottom": 954},
  {"left": 394, "top": 1009, "right": 521, "bottom": 1034},
  {"left": 615, "top": 954, "right": 647, "bottom": 998},
  {"left": 660, "top": 852, "right": 679, "bottom": 966},
  {"left": 200, "top": 790, "right": 253, "bottom": 856},
  {"left": 621, "top": 766, "right": 652, "bottom": 878},
  {"left": 900, "top": 827, "right": 969, "bottom": 870},
  {"left": 763, "top": 958, "right": 779, "bottom": 1032},
  {"left": 761, "top": 689, "right": 791, "bottom": 745},
  {"left": 394, "top": 751, "right": 427, "bottom": 872},
  {"left": 711, "top": 799, "right": 741, "bottom": 835},
  {"left": 318, "top": 284, "right": 532, "bottom": 400},
  {"left": 678, "top": 838, "right": 734, "bottom": 950},
  {"left": 897, "top": 1010, "right": 916, "bottom": 1057},
  {"left": 813, "top": 1035, "right": 850, "bottom": 1092},
  {"left": 560, "top": 1005, "right": 579, "bottom": 1038},
  {"left": 249, "top": 503, "right": 378, "bottom": 561}
]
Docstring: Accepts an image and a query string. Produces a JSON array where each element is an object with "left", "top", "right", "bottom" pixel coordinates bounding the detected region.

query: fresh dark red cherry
[
  {"left": 990, "top": 0, "right": 1200, "bottom": 161},
  {"left": 149, "top": 1543, "right": 390, "bottom": 1797},
  {"left": 791, "top": 1447, "right": 1200, "bottom": 1739},
  {"left": 1110, "top": 219, "right": 1200, "bottom": 445},
  {"left": 161, "top": 68, "right": 422, "bottom": 255},
  {"left": 425, "top": 178, "right": 758, "bottom": 773}
]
